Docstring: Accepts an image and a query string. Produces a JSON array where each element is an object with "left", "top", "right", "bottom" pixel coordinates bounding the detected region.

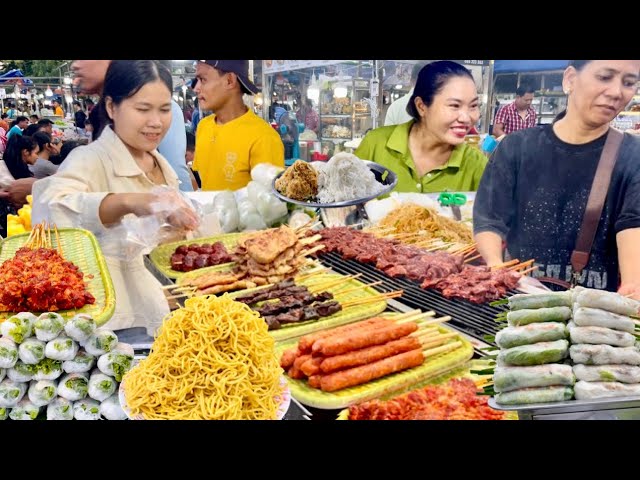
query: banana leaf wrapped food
[
  {"left": 574, "top": 380, "right": 640, "bottom": 400},
  {"left": 495, "top": 386, "right": 574, "bottom": 405},
  {"left": 497, "top": 339, "right": 569, "bottom": 366},
  {"left": 506, "top": 306, "right": 572, "bottom": 327},
  {"left": 494, "top": 364, "right": 575, "bottom": 393},
  {"left": 573, "top": 364, "right": 640, "bottom": 384},
  {"left": 572, "top": 306, "right": 635, "bottom": 333},
  {"left": 496, "top": 322, "right": 568, "bottom": 349},
  {"left": 570, "top": 344, "right": 640, "bottom": 366}
]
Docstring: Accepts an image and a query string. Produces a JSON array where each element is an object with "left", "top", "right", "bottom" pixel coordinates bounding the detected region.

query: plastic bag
[
  {"left": 251, "top": 163, "right": 284, "bottom": 188},
  {"left": 212, "top": 190, "right": 239, "bottom": 233},
  {"left": 247, "top": 181, "right": 288, "bottom": 226},
  {"left": 237, "top": 198, "right": 267, "bottom": 231}
]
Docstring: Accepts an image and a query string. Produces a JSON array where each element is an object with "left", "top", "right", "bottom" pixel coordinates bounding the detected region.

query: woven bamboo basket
[
  {"left": 0, "top": 228, "right": 116, "bottom": 326},
  {"left": 275, "top": 317, "right": 474, "bottom": 410},
  {"left": 148, "top": 232, "right": 244, "bottom": 280}
]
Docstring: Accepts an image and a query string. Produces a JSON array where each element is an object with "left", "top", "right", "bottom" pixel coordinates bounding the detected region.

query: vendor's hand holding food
[{"left": 617, "top": 282, "right": 640, "bottom": 301}]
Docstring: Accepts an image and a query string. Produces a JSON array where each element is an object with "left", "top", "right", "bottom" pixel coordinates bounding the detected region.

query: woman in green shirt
[{"left": 355, "top": 61, "right": 487, "bottom": 193}]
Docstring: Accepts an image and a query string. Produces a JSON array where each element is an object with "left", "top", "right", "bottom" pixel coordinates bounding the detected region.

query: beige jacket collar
[{"left": 97, "top": 126, "right": 180, "bottom": 187}]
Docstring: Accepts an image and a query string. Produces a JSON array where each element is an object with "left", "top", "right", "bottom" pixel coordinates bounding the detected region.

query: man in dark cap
[{"left": 192, "top": 60, "right": 284, "bottom": 190}]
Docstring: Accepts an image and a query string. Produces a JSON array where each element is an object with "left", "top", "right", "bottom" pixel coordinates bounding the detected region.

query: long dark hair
[
  {"left": 91, "top": 60, "right": 173, "bottom": 141},
  {"left": 3, "top": 134, "right": 36, "bottom": 179},
  {"left": 407, "top": 61, "right": 474, "bottom": 121}
]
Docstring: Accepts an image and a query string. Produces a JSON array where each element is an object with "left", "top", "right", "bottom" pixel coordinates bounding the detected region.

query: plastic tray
[
  {"left": 272, "top": 160, "right": 398, "bottom": 208},
  {"left": 0, "top": 228, "right": 116, "bottom": 326}
]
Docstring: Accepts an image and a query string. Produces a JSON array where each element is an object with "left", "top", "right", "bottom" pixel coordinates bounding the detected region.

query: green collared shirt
[{"left": 355, "top": 120, "right": 487, "bottom": 193}]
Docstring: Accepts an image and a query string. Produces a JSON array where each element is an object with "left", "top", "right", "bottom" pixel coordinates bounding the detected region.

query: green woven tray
[
  {"left": 228, "top": 273, "right": 388, "bottom": 342},
  {"left": 275, "top": 319, "right": 474, "bottom": 410},
  {"left": 0, "top": 228, "right": 116, "bottom": 326},
  {"left": 148, "top": 232, "right": 244, "bottom": 280}
]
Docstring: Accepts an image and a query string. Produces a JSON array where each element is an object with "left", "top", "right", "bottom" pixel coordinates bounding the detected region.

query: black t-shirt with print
[{"left": 473, "top": 125, "right": 640, "bottom": 291}]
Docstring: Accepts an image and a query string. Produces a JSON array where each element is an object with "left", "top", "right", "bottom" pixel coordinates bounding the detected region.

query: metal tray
[
  {"left": 272, "top": 160, "right": 397, "bottom": 208},
  {"left": 488, "top": 395, "right": 640, "bottom": 420}
]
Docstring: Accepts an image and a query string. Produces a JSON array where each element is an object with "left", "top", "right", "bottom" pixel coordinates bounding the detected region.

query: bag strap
[{"left": 569, "top": 128, "right": 624, "bottom": 286}]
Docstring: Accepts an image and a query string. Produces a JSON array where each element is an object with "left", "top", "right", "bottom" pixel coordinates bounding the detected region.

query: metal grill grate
[{"left": 319, "top": 252, "right": 510, "bottom": 346}]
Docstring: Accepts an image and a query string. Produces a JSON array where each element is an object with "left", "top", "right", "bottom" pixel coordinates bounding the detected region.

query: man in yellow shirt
[
  {"left": 52, "top": 99, "right": 64, "bottom": 117},
  {"left": 193, "top": 60, "right": 284, "bottom": 191}
]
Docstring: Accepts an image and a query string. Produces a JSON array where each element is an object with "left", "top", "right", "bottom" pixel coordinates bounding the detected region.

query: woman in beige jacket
[{"left": 32, "top": 61, "right": 198, "bottom": 335}]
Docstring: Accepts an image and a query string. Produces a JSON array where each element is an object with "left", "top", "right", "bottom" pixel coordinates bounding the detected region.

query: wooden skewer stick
[
  {"left": 341, "top": 291, "right": 404, "bottom": 308},
  {"left": 333, "top": 281, "right": 383, "bottom": 297},
  {"left": 509, "top": 259, "right": 535, "bottom": 271},
  {"left": 491, "top": 259, "right": 520, "bottom": 270},
  {"left": 295, "top": 267, "right": 329, "bottom": 281},
  {"left": 464, "top": 254, "right": 483, "bottom": 264},
  {"left": 387, "top": 309, "right": 422, "bottom": 321},
  {"left": 418, "top": 333, "right": 459, "bottom": 348},
  {"left": 418, "top": 315, "right": 452, "bottom": 326},
  {"left": 297, "top": 244, "right": 325, "bottom": 258},
  {"left": 422, "top": 341, "right": 463, "bottom": 358},
  {"left": 308, "top": 274, "right": 362, "bottom": 292},
  {"left": 299, "top": 234, "right": 322, "bottom": 246},
  {"left": 396, "top": 311, "right": 437, "bottom": 323},
  {"left": 520, "top": 266, "right": 539, "bottom": 276}
]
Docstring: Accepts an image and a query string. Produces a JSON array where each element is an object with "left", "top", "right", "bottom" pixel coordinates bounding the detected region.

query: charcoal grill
[{"left": 318, "top": 252, "right": 510, "bottom": 351}]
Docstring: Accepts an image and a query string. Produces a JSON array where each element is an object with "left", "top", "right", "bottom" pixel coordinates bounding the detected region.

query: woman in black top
[{"left": 474, "top": 60, "right": 640, "bottom": 297}]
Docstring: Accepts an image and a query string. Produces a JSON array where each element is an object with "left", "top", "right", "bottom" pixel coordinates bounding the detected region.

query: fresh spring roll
[
  {"left": 83, "top": 329, "right": 118, "bottom": 356},
  {"left": 88, "top": 370, "right": 117, "bottom": 402},
  {"left": 495, "top": 386, "right": 574, "bottom": 405},
  {"left": 576, "top": 288, "right": 640, "bottom": 317},
  {"left": 506, "top": 306, "right": 572, "bottom": 327},
  {"left": 64, "top": 314, "right": 96, "bottom": 343},
  {"left": 100, "top": 394, "right": 127, "bottom": 420},
  {"left": 570, "top": 286, "right": 586, "bottom": 303},
  {"left": 32, "top": 358, "right": 63, "bottom": 381},
  {"left": 0, "top": 368, "right": 4, "bottom": 382},
  {"left": 45, "top": 335, "right": 79, "bottom": 361},
  {"left": 9, "top": 398, "right": 41, "bottom": 420},
  {"left": 18, "top": 338, "right": 46, "bottom": 365},
  {"left": 497, "top": 339, "right": 569, "bottom": 366},
  {"left": 0, "top": 379, "right": 27, "bottom": 407},
  {"left": 570, "top": 344, "right": 640, "bottom": 366},
  {"left": 573, "top": 364, "right": 640, "bottom": 384},
  {"left": 27, "top": 380, "right": 58, "bottom": 407},
  {"left": 97, "top": 343, "right": 134, "bottom": 381},
  {"left": 46, "top": 397, "right": 73, "bottom": 420},
  {"left": 57, "top": 373, "right": 89, "bottom": 401},
  {"left": 574, "top": 380, "right": 640, "bottom": 400},
  {"left": 493, "top": 364, "right": 575, "bottom": 393},
  {"left": 34, "top": 312, "right": 65, "bottom": 342},
  {"left": 1, "top": 314, "right": 34, "bottom": 343},
  {"left": 73, "top": 398, "right": 102, "bottom": 420},
  {"left": 7, "top": 360, "right": 35, "bottom": 382},
  {"left": 0, "top": 338, "right": 18, "bottom": 369},
  {"left": 0, "top": 406, "right": 7, "bottom": 420},
  {"left": 572, "top": 306, "right": 636, "bottom": 333},
  {"left": 569, "top": 325, "right": 635, "bottom": 348},
  {"left": 496, "top": 322, "right": 568, "bottom": 349},
  {"left": 62, "top": 350, "right": 96, "bottom": 374},
  {"left": 507, "top": 291, "right": 573, "bottom": 311}
]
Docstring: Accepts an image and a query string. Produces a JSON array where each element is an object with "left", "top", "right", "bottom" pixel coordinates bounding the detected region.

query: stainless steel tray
[{"left": 489, "top": 395, "right": 640, "bottom": 420}]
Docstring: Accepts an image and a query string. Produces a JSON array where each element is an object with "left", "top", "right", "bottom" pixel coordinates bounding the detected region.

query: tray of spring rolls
[
  {"left": 275, "top": 310, "right": 474, "bottom": 409},
  {"left": 485, "top": 287, "right": 640, "bottom": 419}
]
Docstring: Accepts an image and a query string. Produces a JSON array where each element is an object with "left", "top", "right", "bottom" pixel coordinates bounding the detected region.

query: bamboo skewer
[
  {"left": 422, "top": 341, "right": 463, "bottom": 358},
  {"left": 417, "top": 333, "right": 459, "bottom": 349},
  {"left": 387, "top": 309, "right": 422, "bottom": 321},
  {"left": 491, "top": 259, "right": 520, "bottom": 270},
  {"left": 308, "top": 274, "right": 362, "bottom": 292},
  {"left": 520, "top": 266, "right": 539, "bottom": 276},
  {"left": 418, "top": 315, "right": 452, "bottom": 326},
  {"left": 299, "top": 234, "right": 322, "bottom": 246},
  {"left": 508, "top": 259, "right": 535, "bottom": 271},
  {"left": 395, "top": 311, "right": 436, "bottom": 323},
  {"left": 341, "top": 291, "right": 403, "bottom": 308},
  {"left": 297, "top": 244, "right": 325, "bottom": 258},
  {"left": 463, "top": 253, "right": 483, "bottom": 264},
  {"left": 333, "top": 281, "right": 383, "bottom": 296}
]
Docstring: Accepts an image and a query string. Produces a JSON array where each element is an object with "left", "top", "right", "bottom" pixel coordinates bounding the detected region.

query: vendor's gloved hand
[{"left": 166, "top": 207, "right": 200, "bottom": 231}]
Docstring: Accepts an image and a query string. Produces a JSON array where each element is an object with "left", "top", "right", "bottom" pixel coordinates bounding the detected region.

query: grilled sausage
[
  {"left": 297, "top": 317, "right": 391, "bottom": 353},
  {"left": 319, "top": 336, "right": 421, "bottom": 374},
  {"left": 300, "top": 356, "right": 324, "bottom": 377},
  {"left": 280, "top": 347, "right": 300, "bottom": 370},
  {"left": 317, "top": 322, "right": 419, "bottom": 357},
  {"left": 320, "top": 349, "right": 424, "bottom": 392}
]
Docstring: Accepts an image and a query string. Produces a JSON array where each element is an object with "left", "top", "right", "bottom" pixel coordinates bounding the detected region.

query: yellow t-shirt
[
  {"left": 54, "top": 106, "right": 64, "bottom": 117},
  {"left": 193, "top": 109, "right": 284, "bottom": 191}
]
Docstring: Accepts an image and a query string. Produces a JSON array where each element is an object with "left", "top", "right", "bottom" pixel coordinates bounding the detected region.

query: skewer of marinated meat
[{"left": 256, "top": 292, "right": 334, "bottom": 317}]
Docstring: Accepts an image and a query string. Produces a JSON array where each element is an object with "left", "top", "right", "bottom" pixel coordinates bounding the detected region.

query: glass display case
[{"left": 318, "top": 77, "right": 372, "bottom": 157}]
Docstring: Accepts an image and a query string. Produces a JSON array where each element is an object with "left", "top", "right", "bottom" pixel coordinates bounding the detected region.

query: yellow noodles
[
  {"left": 122, "top": 294, "right": 284, "bottom": 420},
  {"left": 378, "top": 203, "right": 473, "bottom": 243}
]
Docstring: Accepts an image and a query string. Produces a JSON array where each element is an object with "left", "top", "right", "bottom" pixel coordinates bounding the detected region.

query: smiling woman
[
  {"left": 474, "top": 60, "right": 640, "bottom": 298},
  {"left": 32, "top": 60, "right": 200, "bottom": 336},
  {"left": 355, "top": 61, "right": 487, "bottom": 193}
]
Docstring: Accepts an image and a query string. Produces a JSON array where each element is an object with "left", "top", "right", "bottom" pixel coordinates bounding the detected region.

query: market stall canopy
[
  {"left": 494, "top": 60, "right": 569, "bottom": 73},
  {"left": 0, "top": 69, "right": 34, "bottom": 85}
]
